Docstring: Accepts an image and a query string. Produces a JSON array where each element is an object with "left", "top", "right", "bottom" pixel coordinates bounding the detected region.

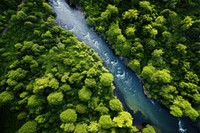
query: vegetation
[
  {"left": 71, "top": 0, "right": 200, "bottom": 121},
  {"left": 0, "top": 0, "right": 155, "bottom": 132}
]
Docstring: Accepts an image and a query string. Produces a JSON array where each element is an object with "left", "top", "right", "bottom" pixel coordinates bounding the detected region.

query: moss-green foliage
[
  {"left": 0, "top": 0, "right": 141, "bottom": 132},
  {"left": 77, "top": 0, "right": 200, "bottom": 121},
  {"left": 60, "top": 109, "right": 77, "bottom": 123},
  {"left": 109, "top": 99, "right": 123, "bottom": 112},
  {"left": 18, "top": 120, "right": 37, "bottom": 133},
  {"left": 142, "top": 124, "right": 156, "bottom": 133},
  {"left": 99, "top": 115, "right": 114, "bottom": 129}
]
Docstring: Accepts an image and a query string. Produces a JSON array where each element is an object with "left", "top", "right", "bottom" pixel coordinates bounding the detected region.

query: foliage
[
  {"left": 99, "top": 115, "right": 113, "bottom": 129},
  {"left": 77, "top": 0, "right": 200, "bottom": 121},
  {"left": 109, "top": 99, "right": 123, "bottom": 112},
  {"left": 18, "top": 121, "right": 37, "bottom": 133},
  {"left": 100, "top": 73, "right": 114, "bottom": 87},
  {"left": 60, "top": 109, "right": 77, "bottom": 123},
  {"left": 142, "top": 124, "right": 156, "bottom": 133},
  {"left": 0, "top": 0, "right": 142, "bottom": 132},
  {"left": 113, "top": 111, "right": 133, "bottom": 128}
]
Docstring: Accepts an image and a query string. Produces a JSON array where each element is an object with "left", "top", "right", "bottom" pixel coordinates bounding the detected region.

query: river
[{"left": 49, "top": 0, "right": 199, "bottom": 132}]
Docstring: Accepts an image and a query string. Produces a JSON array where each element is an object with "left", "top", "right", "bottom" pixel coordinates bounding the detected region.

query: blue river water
[{"left": 49, "top": 0, "right": 199, "bottom": 132}]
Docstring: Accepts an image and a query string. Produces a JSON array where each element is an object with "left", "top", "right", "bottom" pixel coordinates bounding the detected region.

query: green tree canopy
[
  {"left": 0, "top": 91, "right": 14, "bottom": 105},
  {"left": 47, "top": 92, "right": 64, "bottom": 105},
  {"left": 142, "top": 124, "right": 156, "bottom": 133},
  {"left": 78, "top": 86, "right": 92, "bottom": 101},
  {"left": 76, "top": 104, "right": 87, "bottom": 114},
  {"left": 141, "top": 65, "right": 156, "bottom": 80},
  {"left": 74, "top": 123, "right": 88, "bottom": 133},
  {"left": 109, "top": 99, "right": 123, "bottom": 112},
  {"left": 60, "top": 109, "right": 77, "bottom": 123},
  {"left": 60, "top": 123, "right": 75, "bottom": 132},
  {"left": 100, "top": 73, "right": 114, "bottom": 87},
  {"left": 123, "top": 9, "right": 139, "bottom": 21},
  {"left": 151, "top": 69, "right": 172, "bottom": 84},
  {"left": 18, "top": 120, "right": 37, "bottom": 133},
  {"left": 99, "top": 115, "right": 113, "bottom": 129},
  {"left": 88, "top": 121, "right": 99, "bottom": 133},
  {"left": 113, "top": 111, "right": 133, "bottom": 128}
]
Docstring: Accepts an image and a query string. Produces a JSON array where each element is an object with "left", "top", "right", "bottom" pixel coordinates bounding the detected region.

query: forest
[
  {"left": 68, "top": 0, "right": 200, "bottom": 121},
  {"left": 0, "top": 0, "right": 156, "bottom": 133}
]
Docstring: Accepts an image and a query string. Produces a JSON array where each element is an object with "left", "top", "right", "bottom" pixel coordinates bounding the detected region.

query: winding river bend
[{"left": 49, "top": 0, "right": 199, "bottom": 132}]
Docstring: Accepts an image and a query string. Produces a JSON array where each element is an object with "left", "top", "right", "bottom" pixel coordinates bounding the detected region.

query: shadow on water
[
  {"left": 114, "top": 83, "right": 150, "bottom": 129},
  {"left": 49, "top": 0, "right": 200, "bottom": 133}
]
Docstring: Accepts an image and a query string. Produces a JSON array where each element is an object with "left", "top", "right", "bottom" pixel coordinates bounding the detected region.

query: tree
[
  {"left": 74, "top": 123, "right": 88, "bottom": 133},
  {"left": 60, "top": 123, "right": 75, "bottom": 132},
  {"left": 60, "top": 109, "right": 77, "bottom": 123},
  {"left": 113, "top": 112, "right": 132, "bottom": 128},
  {"left": 184, "top": 71, "right": 199, "bottom": 84},
  {"left": 160, "top": 85, "right": 176, "bottom": 103},
  {"left": 179, "top": 82, "right": 198, "bottom": 94},
  {"left": 176, "top": 43, "right": 187, "bottom": 55},
  {"left": 171, "top": 96, "right": 199, "bottom": 120},
  {"left": 49, "top": 78, "right": 59, "bottom": 89},
  {"left": 76, "top": 104, "right": 87, "bottom": 114},
  {"left": 122, "top": 43, "right": 131, "bottom": 57},
  {"left": 143, "top": 24, "right": 158, "bottom": 38},
  {"left": 87, "top": 67, "right": 97, "bottom": 77},
  {"left": 139, "top": 1, "right": 154, "bottom": 13},
  {"left": 68, "top": 73, "right": 83, "bottom": 85},
  {"left": 47, "top": 92, "right": 63, "bottom": 105},
  {"left": 151, "top": 69, "right": 172, "bottom": 84},
  {"left": 78, "top": 86, "right": 92, "bottom": 101},
  {"left": 27, "top": 95, "right": 44, "bottom": 108},
  {"left": 128, "top": 59, "right": 141, "bottom": 73},
  {"left": 109, "top": 99, "right": 123, "bottom": 112},
  {"left": 95, "top": 103, "right": 109, "bottom": 115},
  {"left": 33, "top": 77, "right": 49, "bottom": 93},
  {"left": 181, "top": 16, "right": 194, "bottom": 30},
  {"left": 42, "top": 2, "right": 53, "bottom": 14},
  {"left": 60, "top": 84, "right": 71, "bottom": 92},
  {"left": 123, "top": 9, "right": 139, "bottom": 21},
  {"left": 100, "top": 4, "right": 118, "bottom": 21},
  {"left": 99, "top": 115, "right": 113, "bottom": 129},
  {"left": 170, "top": 105, "right": 183, "bottom": 117},
  {"left": 125, "top": 27, "right": 136, "bottom": 37},
  {"left": 100, "top": 73, "right": 114, "bottom": 87},
  {"left": 141, "top": 65, "right": 156, "bottom": 80},
  {"left": 18, "top": 120, "right": 37, "bottom": 133},
  {"left": 142, "top": 124, "right": 156, "bottom": 133},
  {"left": 150, "top": 49, "right": 165, "bottom": 66},
  {"left": 84, "top": 78, "right": 96, "bottom": 88},
  {"left": 0, "top": 91, "right": 14, "bottom": 105},
  {"left": 106, "top": 22, "right": 122, "bottom": 43},
  {"left": 7, "top": 68, "right": 27, "bottom": 80},
  {"left": 88, "top": 121, "right": 99, "bottom": 133}
]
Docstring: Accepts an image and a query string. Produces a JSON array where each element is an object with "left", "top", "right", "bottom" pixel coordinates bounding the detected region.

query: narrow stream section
[{"left": 49, "top": 0, "right": 199, "bottom": 132}]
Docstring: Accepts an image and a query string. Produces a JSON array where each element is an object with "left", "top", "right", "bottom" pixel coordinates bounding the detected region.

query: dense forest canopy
[
  {"left": 0, "top": 0, "right": 156, "bottom": 132},
  {"left": 68, "top": 0, "right": 200, "bottom": 121}
]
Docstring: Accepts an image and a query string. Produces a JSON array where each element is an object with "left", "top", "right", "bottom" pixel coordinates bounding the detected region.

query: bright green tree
[
  {"left": 60, "top": 109, "right": 77, "bottom": 123},
  {"left": 47, "top": 92, "right": 63, "bottom": 105},
  {"left": 18, "top": 120, "right": 37, "bottom": 133},
  {"left": 0, "top": 91, "right": 14, "bottom": 105},
  {"left": 78, "top": 86, "right": 92, "bottom": 101},
  {"left": 142, "top": 124, "right": 156, "bottom": 133},
  {"left": 113, "top": 111, "right": 133, "bottom": 128},
  {"left": 100, "top": 73, "right": 114, "bottom": 87},
  {"left": 74, "top": 123, "right": 88, "bottom": 133},
  {"left": 99, "top": 115, "right": 113, "bottom": 129},
  {"left": 109, "top": 99, "right": 123, "bottom": 112}
]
